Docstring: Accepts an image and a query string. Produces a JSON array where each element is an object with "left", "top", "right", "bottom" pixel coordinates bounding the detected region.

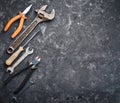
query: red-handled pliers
[{"left": 4, "top": 4, "right": 32, "bottom": 38}]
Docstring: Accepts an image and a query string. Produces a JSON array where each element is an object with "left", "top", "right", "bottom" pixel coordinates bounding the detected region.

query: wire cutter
[
  {"left": 4, "top": 56, "right": 41, "bottom": 94},
  {"left": 4, "top": 4, "right": 32, "bottom": 38}
]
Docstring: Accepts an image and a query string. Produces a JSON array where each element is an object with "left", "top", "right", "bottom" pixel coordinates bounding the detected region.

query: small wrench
[
  {"left": 7, "top": 47, "right": 34, "bottom": 74},
  {"left": 7, "top": 5, "right": 55, "bottom": 54}
]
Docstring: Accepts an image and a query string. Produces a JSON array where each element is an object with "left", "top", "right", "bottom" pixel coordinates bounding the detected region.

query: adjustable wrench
[
  {"left": 7, "top": 47, "right": 34, "bottom": 74},
  {"left": 7, "top": 5, "right": 55, "bottom": 54}
]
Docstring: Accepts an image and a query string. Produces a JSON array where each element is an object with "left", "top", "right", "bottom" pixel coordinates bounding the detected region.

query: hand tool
[
  {"left": 12, "top": 80, "right": 35, "bottom": 103},
  {"left": 4, "top": 56, "right": 40, "bottom": 94},
  {"left": 4, "top": 4, "right": 32, "bottom": 38},
  {"left": 7, "top": 5, "right": 55, "bottom": 54},
  {"left": 7, "top": 47, "right": 34, "bottom": 74},
  {"left": 6, "top": 31, "right": 40, "bottom": 66}
]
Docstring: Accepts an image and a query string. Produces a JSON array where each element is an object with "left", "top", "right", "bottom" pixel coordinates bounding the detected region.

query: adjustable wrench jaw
[{"left": 35, "top": 5, "right": 55, "bottom": 21}]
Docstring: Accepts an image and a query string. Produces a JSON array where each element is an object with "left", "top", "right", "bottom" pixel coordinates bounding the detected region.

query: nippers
[{"left": 4, "top": 4, "right": 32, "bottom": 38}]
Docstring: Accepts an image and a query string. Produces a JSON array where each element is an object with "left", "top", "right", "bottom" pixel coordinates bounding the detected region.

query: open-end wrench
[
  {"left": 12, "top": 80, "right": 35, "bottom": 103},
  {"left": 7, "top": 5, "right": 55, "bottom": 54},
  {"left": 7, "top": 47, "right": 34, "bottom": 74}
]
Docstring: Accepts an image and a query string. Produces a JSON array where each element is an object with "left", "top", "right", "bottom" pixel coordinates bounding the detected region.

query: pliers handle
[
  {"left": 4, "top": 12, "right": 27, "bottom": 38},
  {"left": 4, "top": 65, "right": 32, "bottom": 85},
  {"left": 14, "top": 67, "right": 37, "bottom": 94}
]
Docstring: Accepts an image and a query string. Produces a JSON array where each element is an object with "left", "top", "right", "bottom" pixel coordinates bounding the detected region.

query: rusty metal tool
[
  {"left": 7, "top": 5, "right": 55, "bottom": 54},
  {"left": 4, "top": 4, "right": 32, "bottom": 38},
  {"left": 6, "top": 31, "right": 40, "bottom": 66}
]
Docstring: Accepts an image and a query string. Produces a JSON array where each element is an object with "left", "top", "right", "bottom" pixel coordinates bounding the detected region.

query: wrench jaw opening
[
  {"left": 35, "top": 5, "right": 55, "bottom": 21},
  {"left": 48, "top": 9, "right": 55, "bottom": 20},
  {"left": 25, "top": 47, "right": 34, "bottom": 54}
]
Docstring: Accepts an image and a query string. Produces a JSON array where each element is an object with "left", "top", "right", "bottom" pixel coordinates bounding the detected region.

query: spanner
[
  {"left": 12, "top": 80, "right": 35, "bottom": 103},
  {"left": 7, "top": 47, "right": 34, "bottom": 74},
  {"left": 7, "top": 5, "right": 55, "bottom": 54}
]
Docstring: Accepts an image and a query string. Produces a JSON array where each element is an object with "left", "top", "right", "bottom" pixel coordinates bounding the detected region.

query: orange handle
[
  {"left": 11, "top": 12, "right": 27, "bottom": 38},
  {"left": 4, "top": 13, "right": 21, "bottom": 31}
]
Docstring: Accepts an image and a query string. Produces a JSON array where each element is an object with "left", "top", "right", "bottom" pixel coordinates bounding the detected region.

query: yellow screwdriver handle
[{"left": 6, "top": 46, "right": 24, "bottom": 66}]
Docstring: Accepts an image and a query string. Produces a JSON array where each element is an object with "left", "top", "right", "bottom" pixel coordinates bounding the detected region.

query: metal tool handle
[
  {"left": 6, "top": 46, "right": 24, "bottom": 66},
  {"left": 7, "top": 52, "right": 28, "bottom": 74},
  {"left": 7, "top": 17, "right": 41, "bottom": 54},
  {"left": 13, "top": 52, "right": 28, "bottom": 68}
]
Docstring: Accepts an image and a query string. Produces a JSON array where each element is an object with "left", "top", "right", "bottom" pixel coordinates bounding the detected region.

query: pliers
[
  {"left": 4, "top": 4, "right": 32, "bottom": 38},
  {"left": 4, "top": 56, "right": 41, "bottom": 94}
]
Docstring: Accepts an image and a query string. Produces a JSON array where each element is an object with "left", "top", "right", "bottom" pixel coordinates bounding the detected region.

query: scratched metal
[{"left": 0, "top": 0, "right": 120, "bottom": 103}]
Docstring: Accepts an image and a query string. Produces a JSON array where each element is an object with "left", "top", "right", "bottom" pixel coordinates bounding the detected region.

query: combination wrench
[
  {"left": 7, "top": 47, "right": 34, "bottom": 74},
  {"left": 7, "top": 5, "right": 55, "bottom": 54},
  {"left": 12, "top": 80, "right": 35, "bottom": 103}
]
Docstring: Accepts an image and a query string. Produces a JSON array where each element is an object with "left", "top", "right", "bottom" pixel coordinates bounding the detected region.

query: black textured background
[{"left": 0, "top": 0, "right": 120, "bottom": 103}]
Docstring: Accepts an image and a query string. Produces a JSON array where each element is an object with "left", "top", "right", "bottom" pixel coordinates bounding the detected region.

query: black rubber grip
[
  {"left": 4, "top": 65, "right": 32, "bottom": 85},
  {"left": 4, "top": 74, "right": 14, "bottom": 85},
  {"left": 14, "top": 69, "right": 35, "bottom": 94}
]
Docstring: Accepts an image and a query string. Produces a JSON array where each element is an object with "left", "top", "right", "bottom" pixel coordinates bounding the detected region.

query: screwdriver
[{"left": 6, "top": 31, "right": 40, "bottom": 66}]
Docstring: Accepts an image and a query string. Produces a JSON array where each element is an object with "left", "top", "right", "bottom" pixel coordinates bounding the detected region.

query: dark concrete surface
[{"left": 0, "top": 0, "right": 120, "bottom": 103}]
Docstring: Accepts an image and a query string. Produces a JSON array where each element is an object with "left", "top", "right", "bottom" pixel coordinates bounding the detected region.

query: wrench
[
  {"left": 7, "top": 5, "right": 55, "bottom": 54},
  {"left": 12, "top": 80, "right": 35, "bottom": 103},
  {"left": 7, "top": 47, "right": 34, "bottom": 74}
]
